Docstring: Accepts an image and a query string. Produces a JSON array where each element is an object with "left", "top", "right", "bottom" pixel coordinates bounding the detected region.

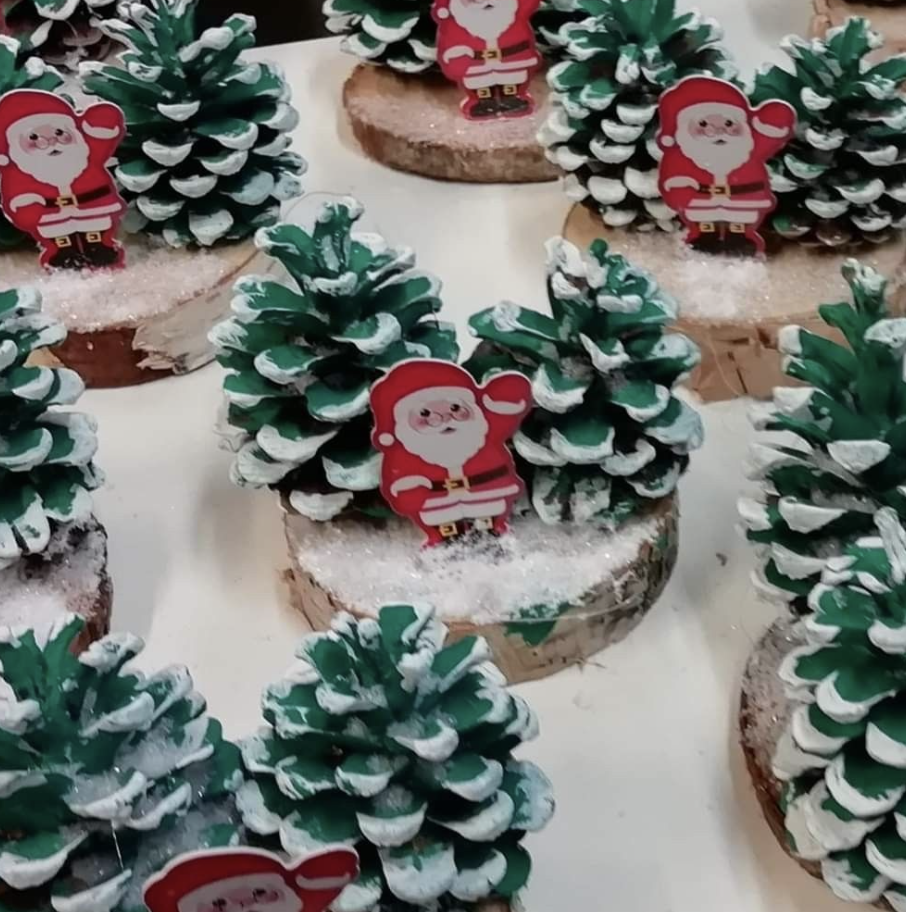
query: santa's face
[
  {"left": 675, "top": 104, "right": 754, "bottom": 178},
  {"left": 394, "top": 389, "right": 489, "bottom": 470},
  {"left": 448, "top": 0, "right": 518, "bottom": 41},
  {"left": 179, "top": 874, "right": 302, "bottom": 912},
  {"left": 7, "top": 114, "right": 89, "bottom": 188}
]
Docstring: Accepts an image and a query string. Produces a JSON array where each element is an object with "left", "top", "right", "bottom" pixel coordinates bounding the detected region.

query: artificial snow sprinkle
[
  {"left": 0, "top": 239, "right": 241, "bottom": 332},
  {"left": 294, "top": 513, "right": 661, "bottom": 624}
]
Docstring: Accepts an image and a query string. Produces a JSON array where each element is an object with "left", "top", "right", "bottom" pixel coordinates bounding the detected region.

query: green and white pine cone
[
  {"left": 210, "top": 197, "right": 458, "bottom": 522},
  {"left": 80, "top": 0, "right": 304, "bottom": 248},
  {"left": 540, "top": 0, "right": 734, "bottom": 231},
  {"left": 0, "top": 36, "right": 62, "bottom": 248},
  {"left": 467, "top": 236, "right": 702, "bottom": 526},
  {"left": 0, "top": 287, "right": 102, "bottom": 571},
  {"left": 322, "top": 0, "right": 581, "bottom": 73},
  {"left": 774, "top": 507, "right": 906, "bottom": 910},
  {"left": 0, "top": 615, "right": 244, "bottom": 912},
  {"left": 238, "top": 604, "right": 554, "bottom": 912},
  {"left": 738, "top": 259, "right": 906, "bottom": 613},
  {"left": 751, "top": 18, "right": 906, "bottom": 248}
]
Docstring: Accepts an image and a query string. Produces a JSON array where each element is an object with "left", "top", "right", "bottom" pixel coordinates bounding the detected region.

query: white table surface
[{"left": 81, "top": 8, "right": 868, "bottom": 911}]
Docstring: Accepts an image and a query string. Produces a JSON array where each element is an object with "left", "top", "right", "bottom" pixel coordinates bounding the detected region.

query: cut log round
[
  {"left": 739, "top": 618, "right": 890, "bottom": 910},
  {"left": 343, "top": 64, "right": 559, "bottom": 184},
  {"left": 4, "top": 235, "right": 265, "bottom": 388},
  {"left": 564, "top": 203, "right": 906, "bottom": 402},
  {"left": 284, "top": 495, "right": 678, "bottom": 684},
  {"left": 811, "top": 0, "right": 906, "bottom": 54},
  {"left": 0, "top": 517, "right": 113, "bottom": 654}
]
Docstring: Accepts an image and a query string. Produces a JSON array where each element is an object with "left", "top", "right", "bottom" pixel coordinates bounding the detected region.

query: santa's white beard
[
  {"left": 675, "top": 129, "right": 754, "bottom": 179},
  {"left": 395, "top": 414, "right": 489, "bottom": 470},
  {"left": 449, "top": 0, "right": 517, "bottom": 42},
  {"left": 9, "top": 137, "right": 90, "bottom": 189}
]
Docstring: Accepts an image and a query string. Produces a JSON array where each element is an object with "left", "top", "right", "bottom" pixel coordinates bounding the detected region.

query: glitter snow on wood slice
[
  {"left": 0, "top": 518, "right": 112, "bottom": 654},
  {"left": 739, "top": 618, "right": 892, "bottom": 911},
  {"left": 564, "top": 203, "right": 906, "bottom": 402},
  {"left": 283, "top": 495, "right": 678, "bottom": 684},
  {"left": 4, "top": 234, "right": 267, "bottom": 387},
  {"left": 342, "top": 64, "right": 558, "bottom": 183},
  {"left": 811, "top": 0, "right": 906, "bottom": 55}
]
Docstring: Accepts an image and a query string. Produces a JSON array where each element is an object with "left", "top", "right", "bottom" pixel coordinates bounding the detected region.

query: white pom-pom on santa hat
[
  {"left": 660, "top": 135, "right": 676, "bottom": 147},
  {"left": 0, "top": 153, "right": 8, "bottom": 166},
  {"left": 378, "top": 433, "right": 395, "bottom": 446},
  {"left": 436, "top": 5, "right": 450, "bottom": 17}
]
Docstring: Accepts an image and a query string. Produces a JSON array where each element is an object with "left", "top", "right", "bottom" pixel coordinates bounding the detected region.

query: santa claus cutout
[
  {"left": 656, "top": 76, "right": 795, "bottom": 256},
  {"left": 0, "top": 89, "right": 126, "bottom": 270},
  {"left": 432, "top": 0, "right": 541, "bottom": 121},
  {"left": 143, "top": 847, "right": 359, "bottom": 912},
  {"left": 371, "top": 360, "right": 532, "bottom": 546}
]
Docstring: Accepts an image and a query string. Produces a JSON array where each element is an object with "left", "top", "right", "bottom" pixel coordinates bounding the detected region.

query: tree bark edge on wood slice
[
  {"left": 343, "top": 64, "right": 559, "bottom": 184},
  {"left": 564, "top": 202, "right": 906, "bottom": 402},
  {"left": 739, "top": 617, "right": 891, "bottom": 910},
  {"left": 23, "top": 237, "right": 263, "bottom": 388},
  {"left": 811, "top": 0, "right": 906, "bottom": 54},
  {"left": 284, "top": 495, "right": 678, "bottom": 684}
]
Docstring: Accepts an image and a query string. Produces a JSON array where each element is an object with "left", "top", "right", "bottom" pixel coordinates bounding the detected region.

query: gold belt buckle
[
  {"left": 444, "top": 477, "right": 469, "bottom": 491},
  {"left": 56, "top": 195, "right": 75, "bottom": 207},
  {"left": 710, "top": 184, "right": 729, "bottom": 198},
  {"left": 481, "top": 48, "right": 500, "bottom": 60}
]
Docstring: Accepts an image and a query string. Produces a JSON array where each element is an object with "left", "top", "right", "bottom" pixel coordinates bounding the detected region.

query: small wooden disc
[
  {"left": 11, "top": 236, "right": 264, "bottom": 388},
  {"left": 343, "top": 64, "right": 559, "bottom": 184},
  {"left": 0, "top": 517, "right": 113, "bottom": 654},
  {"left": 564, "top": 203, "right": 906, "bottom": 402},
  {"left": 284, "top": 495, "right": 678, "bottom": 684},
  {"left": 739, "top": 618, "right": 890, "bottom": 910},
  {"left": 811, "top": 0, "right": 906, "bottom": 53}
]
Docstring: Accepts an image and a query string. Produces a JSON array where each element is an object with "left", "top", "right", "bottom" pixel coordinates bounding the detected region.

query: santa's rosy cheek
[
  {"left": 58, "top": 131, "right": 73, "bottom": 145},
  {"left": 451, "top": 407, "right": 472, "bottom": 422},
  {"left": 728, "top": 123, "right": 743, "bottom": 136}
]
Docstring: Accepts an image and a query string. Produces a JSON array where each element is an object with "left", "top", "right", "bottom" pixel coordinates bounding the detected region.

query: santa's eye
[
  {"left": 28, "top": 133, "right": 37, "bottom": 141},
  {"left": 724, "top": 119, "right": 733, "bottom": 127},
  {"left": 450, "top": 403, "right": 461, "bottom": 412},
  {"left": 253, "top": 889, "right": 267, "bottom": 898},
  {"left": 698, "top": 120, "right": 707, "bottom": 128},
  {"left": 54, "top": 128, "right": 64, "bottom": 136},
  {"left": 212, "top": 901, "right": 228, "bottom": 910},
  {"left": 419, "top": 408, "right": 431, "bottom": 418}
]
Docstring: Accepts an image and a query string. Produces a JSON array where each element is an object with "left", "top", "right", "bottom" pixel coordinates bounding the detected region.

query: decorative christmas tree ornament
[
  {"left": 0, "top": 0, "right": 305, "bottom": 388},
  {"left": 0, "top": 89, "right": 126, "bottom": 270},
  {"left": 0, "top": 285, "right": 111, "bottom": 645},
  {"left": 556, "top": 10, "right": 906, "bottom": 401},
  {"left": 432, "top": 0, "right": 541, "bottom": 121},
  {"left": 370, "top": 360, "right": 531, "bottom": 545},
  {"left": 812, "top": 1, "right": 906, "bottom": 55},
  {"left": 144, "top": 847, "right": 359, "bottom": 912},
  {"left": 238, "top": 604, "right": 555, "bottom": 912},
  {"left": 656, "top": 75, "right": 795, "bottom": 256},
  {"left": 0, "top": 614, "right": 245, "bottom": 912},
  {"left": 280, "top": 233, "right": 693, "bottom": 683}
]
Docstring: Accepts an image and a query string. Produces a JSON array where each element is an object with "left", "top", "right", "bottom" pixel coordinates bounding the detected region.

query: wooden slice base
[
  {"left": 4, "top": 235, "right": 265, "bottom": 388},
  {"left": 811, "top": 0, "right": 906, "bottom": 54},
  {"left": 343, "top": 64, "right": 559, "bottom": 184},
  {"left": 564, "top": 204, "right": 906, "bottom": 402},
  {"left": 284, "top": 495, "right": 678, "bottom": 684},
  {"left": 739, "top": 618, "right": 890, "bottom": 910},
  {"left": 0, "top": 517, "right": 113, "bottom": 654}
]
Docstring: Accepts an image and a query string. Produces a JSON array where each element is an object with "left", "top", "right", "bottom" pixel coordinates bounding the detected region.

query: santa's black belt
[
  {"left": 432, "top": 466, "right": 509, "bottom": 492},
  {"left": 474, "top": 41, "right": 531, "bottom": 61},
  {"left": 698, "top": 181, "right": 766, "bottom": 196},
  {"left": 45, "top": 187, "right": 109, "bottom": 208}
]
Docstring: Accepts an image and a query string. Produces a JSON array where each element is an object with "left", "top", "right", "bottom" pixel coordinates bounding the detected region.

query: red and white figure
[
  {"left": 0, "top": 89, "right": 126, "bottom": 270},
  {"left": 143, "top": 847, "right": 359, "bottom": 912},
  {"left": 656, "top": 76, "right": 795, "bottom": 255},
  {"left": 371, "top": 360, "right": 531, "bottom": 547},
  {"left": 432, "top": 0, "right": 541, "bottom": 121}
]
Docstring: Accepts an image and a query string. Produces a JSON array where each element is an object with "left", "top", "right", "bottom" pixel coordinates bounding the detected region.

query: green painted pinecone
[
  {"left": 210, "top": 197, "right": 458, "bottom": 522},
  {"left": 540, "top": 0, "right": 733, "bottom": 231},
  {"left": 738, "top": 260, "right": 906, "bottom": 613},
  {"left": 0, "top": 37, "right": 62, "bottom": 248},
  {"left": 467, "top": 237, "right": 702, "bottom": 526},
  {"left": 775, "top": 508, "right": 906, "bottom": 909},
  {"left": 751, "top": 19, "right": 906, "bottom": 248},
  {"left": 80, "top": 0, "right": 304, "bottom": 248},
  {"left": 0, "top": 287, "right": 102, "bottom": 571},
  {"left": 0, "top": 616, "right": 244, "bottom": 912},
  {"left": 238, "top": 604, "right": 554, "bottom": 912}
]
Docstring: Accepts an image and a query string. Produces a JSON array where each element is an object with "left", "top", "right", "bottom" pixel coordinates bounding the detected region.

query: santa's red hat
[{"left": 143, "top": 847, "right": 359, "bottom": 912}]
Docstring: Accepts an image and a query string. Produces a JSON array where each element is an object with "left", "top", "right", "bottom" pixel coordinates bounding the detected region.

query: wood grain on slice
[
  {"left": 343, "top": 64, "right": 559, "bottom": 184},
  {"left": 811, "top": 0, "right": 906, "bottom": 53},
  {"left": 564, "top": 203, "right": 906, "bottom": 402},
  {"left": 739, "top": 618, "right": 890, "bottom": 910},
  {"left": 284, "top": 496, "right": 678, "bottom": 684},
  {"left": 21, "top": 237, "right": 262, "bottom": 388}
]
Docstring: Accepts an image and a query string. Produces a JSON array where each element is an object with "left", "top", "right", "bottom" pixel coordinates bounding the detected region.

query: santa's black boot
[
  {"left": 498, "top": 85, "right": 530, "bottom": 115},
  {"left": 688, "top": 223, "right": 722, "bottom": 254},
  {"left": 79, "top": 232, "right": 119, "bottom": 267},
  {"left": 468, "top": 87, "right": 500, "bottom": 119},
  {"left": 47, "top": 236, "right": 87, "bottom": 269}
]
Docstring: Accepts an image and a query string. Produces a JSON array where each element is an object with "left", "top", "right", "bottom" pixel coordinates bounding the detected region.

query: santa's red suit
[
  {"left": 0, "top": 90, "right": 125, "bottom": 269},
  {"left": 432, "top": 0, "right": 541, "bottom": 119},
  {"left": 371, "top": 362, "right": 532, "bottom": 546},
  {"left": 656, "top": 77, "right": 795, "bottom": 254}
]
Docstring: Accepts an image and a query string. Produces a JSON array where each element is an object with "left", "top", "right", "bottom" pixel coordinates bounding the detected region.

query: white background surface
[{"left": 81, "top": 6, "right": 868, "bottom": 910}]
